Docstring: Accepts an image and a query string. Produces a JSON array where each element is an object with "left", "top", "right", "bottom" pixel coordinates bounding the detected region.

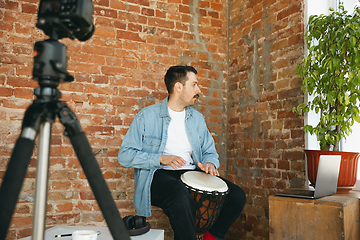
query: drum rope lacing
[{"left": 184, "top": 183, "right": 229, "bottom": 233}]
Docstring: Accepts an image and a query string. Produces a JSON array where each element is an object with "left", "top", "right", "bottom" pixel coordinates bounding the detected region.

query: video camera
[
  {"left": 37, "top": 0, "right": 94, "bottom": 41},
  {"left": 33, "top": 0, "right": 95, "bottom": 88}
]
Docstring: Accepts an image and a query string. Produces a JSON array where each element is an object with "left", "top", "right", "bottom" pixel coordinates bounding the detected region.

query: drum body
[{"left": 180, "top": 171, "right": 229, "bottom": 234}]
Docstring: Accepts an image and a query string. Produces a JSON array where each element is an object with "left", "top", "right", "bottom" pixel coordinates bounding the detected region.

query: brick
[
  {"left": 109, "top": 96, "right": 123, "bottom": 106},
  {"left": 128, "top": 23, "right": 142, "bottom": 32},
  {"left": 277, "top": 109, "right": 298, "bottom": 119},
  {"left": 289, "top": 33, "right": 303, "bottom": 46},
  {"left": 58, "top": 82, "right": 83, "bottom": 93},
  {"left": 80, "top": 212, "right": 104, "bottom": 222},
  {"left": 101, "top": 65, "right": 128, "bottom": 75},
  {"left": 93, "top": 75, "right": 109, "bottom": 84},
  {"left": 80, "top": 190, "right": 95, "bottom": 200},
  {"left": 283, "top": 150, "right": 304, "bottom": 161},
  {"left": 284, "top": 118, "right": 303, "bottom": 129},
  {"left": 0, "top": 87, "right": 14, "bottom": 97},
  {"left": 291, "top": 160, "right": 305, "bottom": 171},
  {"left": 87, "top": 94, "right": 107, "bottom": 104},
  {"left": 82, "top": 45, "right": 115, "bottom": 56},
  {"left": 83, "top": 126, "right": 114, "bottom": 135},
  {"left": 21, "top": 3, "right": 37, "bottom": 14},
  {"left": 14, "top": 204, "right": 30, "bottom": 214},
  {"left": 94, "top": 27, "right": 116, "bottom": 38},
  {"left": 9, "top": 217, "right": 33, "bottom": 228},
  {"left": 156, "top": 9, "right": 166, "bottom": 18},
  {"left": 93, "top": 0, "right": 109, "bottom": 7},
  {"left": 113, "top": 20, "right": 126, "bottom": 29},
  {"left": 0, "top": 20, "right": 13, "bottom": 31},
  {"left": 47, "top": 192, "right": 78, "bottom": 201},
  {"left": 2, "top": 98, "right": 32, "bottom": 109},
  {"left": 95, "top": 17, "right": 112, "bottom": 27},
  {"left": 125, "top": 0, "right": 149, "bottom": 6},
  {"left": 93, "top": 6, "right": 117, "bottom": 18},
  {"left": 1, "top": 53, "right": 31, "bottom": 65},
  {"left": 46, "top": 213, "right": 80, "bottom": 226},
  {"left": 68, "top": 63, "right": 101, "bottom": 74},
  {"left": 148, "top": 18, "right": 175, "bottom": 29},
  {"left": 55, "top": 202, "right": 73, "bottom": 212},
  {"left": 278, "top": 2, "right": 302, "bottom": 21},
  {"left": 7, "top": 77, "right": 38, "bottom": 88},
  {"left": 291, "top": 129, "right": 304, "bottom": 139},
  {"left": 15, "top": 65, "right": 32, "bottom": 76},
  {"left": 116, "top": 30, "right": 146, "bottom": 42},
  {"left": 14, "top": 88, "right": 33, "bottom": 99},
  {"left": 0, "top": 0, "right": 19, "bottom": 10},
  {"left": 51, "top": 181, "right": 71, "bottom": 190},
  {"left": 120, "top": 59, "right": 134, "bottom": 69},
  {"left": 142, "top": 8, "right": 154, "bottom": 16},
  {"left": 126, "top": 3, "right": 140, "bottom": 13},
  {"left": 76, "top": 201, "right": 93, "bottom": 211}
]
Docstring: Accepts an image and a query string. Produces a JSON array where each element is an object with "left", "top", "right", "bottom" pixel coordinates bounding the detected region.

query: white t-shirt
[{"left": 160, "top": 107, "right": 196, "bottom": 170}]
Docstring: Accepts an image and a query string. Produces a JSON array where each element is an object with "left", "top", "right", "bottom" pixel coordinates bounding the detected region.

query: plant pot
[{"left": 305, "top": 150, "right": 360, "bottom": 193}]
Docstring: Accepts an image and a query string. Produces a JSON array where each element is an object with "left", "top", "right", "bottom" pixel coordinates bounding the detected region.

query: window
[{"left": 305, "top": 0, "right": 360, "bottom": 187}]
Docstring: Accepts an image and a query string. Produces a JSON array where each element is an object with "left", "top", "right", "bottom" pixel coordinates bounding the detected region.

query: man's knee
[
  {"left": 235, "top": 186, "right": 246, "bottom": 202},
  {"left": 227, "top": 183, "right": 247, "bottom": 210}
]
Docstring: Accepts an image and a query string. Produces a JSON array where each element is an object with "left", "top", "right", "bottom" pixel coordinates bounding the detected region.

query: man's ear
[{"left": 174, "top": 82, "right": 183, "bottom": 93}]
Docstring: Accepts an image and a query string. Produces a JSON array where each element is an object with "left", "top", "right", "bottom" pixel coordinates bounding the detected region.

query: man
[{"left": 118, "top": 66, "right": 246, "bottom": 240}]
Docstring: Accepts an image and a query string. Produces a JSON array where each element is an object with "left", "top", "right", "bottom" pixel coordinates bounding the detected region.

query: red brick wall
[
  {"left": 0, "top": 0, "right": 229, "bottom": 239},
  {"left": 0, "top": 0, "right": 306, "bottom": 239},
  {"left": 227, "top": 0, "right": 305, "bottom": 239}
]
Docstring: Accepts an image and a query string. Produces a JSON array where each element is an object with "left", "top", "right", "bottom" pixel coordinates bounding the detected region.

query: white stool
[{"left": 19, "top": 225, "right": 164, "bottom": 240}]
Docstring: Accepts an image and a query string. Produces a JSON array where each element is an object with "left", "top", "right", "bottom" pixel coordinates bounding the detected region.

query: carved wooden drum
[{"left": 180, "top": 171, "right": 229, "bottom": 236}]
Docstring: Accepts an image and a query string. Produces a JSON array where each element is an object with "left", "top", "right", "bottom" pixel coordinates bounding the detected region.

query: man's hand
[
  {"left": 160, "top": 155, "right": 186, "bottom": 170},
  {"left": 197, "top": 162, "right": 219, "bottom": 176}
]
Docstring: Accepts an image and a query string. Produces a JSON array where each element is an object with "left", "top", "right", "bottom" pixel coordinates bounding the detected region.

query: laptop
[{"left": 275, "top": 155, "right": 341, "bottom": 199}]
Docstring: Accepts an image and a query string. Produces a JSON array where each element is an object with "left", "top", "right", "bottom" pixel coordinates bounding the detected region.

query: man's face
[{"left": 179, "top": 72, "right": 201, "bottom": 107}]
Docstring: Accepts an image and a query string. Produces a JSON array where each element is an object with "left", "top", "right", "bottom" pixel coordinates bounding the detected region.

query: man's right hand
[{"left": 160, "top": 155, "right": 186, "bottom": 170}]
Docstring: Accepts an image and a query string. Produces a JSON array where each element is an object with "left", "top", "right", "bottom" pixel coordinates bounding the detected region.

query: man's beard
[{"left": 189, "top": 94, "right": 200, "bottom": 106}]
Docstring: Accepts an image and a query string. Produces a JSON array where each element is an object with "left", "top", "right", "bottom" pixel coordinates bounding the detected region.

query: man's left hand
[{"left": 197, "top": 162, "right": 219, "bottom": 176}]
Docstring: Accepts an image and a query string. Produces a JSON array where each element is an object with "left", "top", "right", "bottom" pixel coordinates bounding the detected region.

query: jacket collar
[
  {"left": 159, "top": 97, "right": 170, "bottom": 118},
  {"left": 159, "top": 97, "right": 193, "bottom": 119}
]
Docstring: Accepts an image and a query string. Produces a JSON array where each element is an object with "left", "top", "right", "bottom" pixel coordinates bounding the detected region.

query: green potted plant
[{"left": 293, "top": 2, "right": 360, "bottom": 191}]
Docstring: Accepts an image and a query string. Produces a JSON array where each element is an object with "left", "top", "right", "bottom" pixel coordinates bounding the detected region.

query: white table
[{"left": 20, "top": 226, "right": 164, "bottom": 240}]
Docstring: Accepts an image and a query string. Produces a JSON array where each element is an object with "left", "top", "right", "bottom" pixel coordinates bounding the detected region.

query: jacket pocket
[
  {"left": 199, "top": 135, "right": 204, "bottom": 145},
  {"left": 142, "top": 136, "right": 161, "bottom": 151}
]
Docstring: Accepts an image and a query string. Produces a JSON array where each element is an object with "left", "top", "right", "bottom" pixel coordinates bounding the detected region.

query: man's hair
[{"left": 164, "top": 65, "right": 197, "bottom": 94}]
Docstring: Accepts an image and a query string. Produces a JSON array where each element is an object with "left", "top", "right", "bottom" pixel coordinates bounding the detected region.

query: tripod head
[{"left": 32, "top": 0, "right": 95, "bottom": 90}]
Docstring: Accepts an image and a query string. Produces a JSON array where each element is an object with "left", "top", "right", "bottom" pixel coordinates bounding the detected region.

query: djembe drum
[{"left": 180, "top": 171, "right": 229, "bottom": 240}]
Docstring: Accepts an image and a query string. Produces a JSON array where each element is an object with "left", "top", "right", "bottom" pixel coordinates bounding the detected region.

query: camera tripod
[
  {"left": 0, "top": 86, "right": 131, "bottom": 239},
  {"left": 1, "top": 0, "right": 131, "bottom": 237}
]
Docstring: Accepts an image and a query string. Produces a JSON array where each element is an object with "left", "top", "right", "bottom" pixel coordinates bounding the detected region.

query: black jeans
[{"left": 151, "top": 169, "right": 246, "bottom": 240}]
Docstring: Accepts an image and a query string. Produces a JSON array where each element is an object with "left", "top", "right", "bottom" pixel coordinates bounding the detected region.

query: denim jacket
[{"left": 118, "top": 97, "right": 220, "bottom": 217}]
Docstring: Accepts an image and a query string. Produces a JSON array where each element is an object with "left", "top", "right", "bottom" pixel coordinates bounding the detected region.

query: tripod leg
[
  {"left": 0, "top": 137, "right": 35, "bottom": 240},
  {"left": 32, "top": 122, "right": 52, "bottom": 240},
  {"left": 70, "top": 133, "right": 131, "bottom": 240},
  {"left": 0, "top": 99, "right": 55, "bottom": 240},
  {"left": 58, "top": 102, "right": 131, "bottom": 240}
]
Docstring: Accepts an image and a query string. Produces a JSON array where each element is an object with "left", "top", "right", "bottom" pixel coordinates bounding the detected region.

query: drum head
[{"left": 181, "top": 171, "right": 228, "bottom": 193}]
